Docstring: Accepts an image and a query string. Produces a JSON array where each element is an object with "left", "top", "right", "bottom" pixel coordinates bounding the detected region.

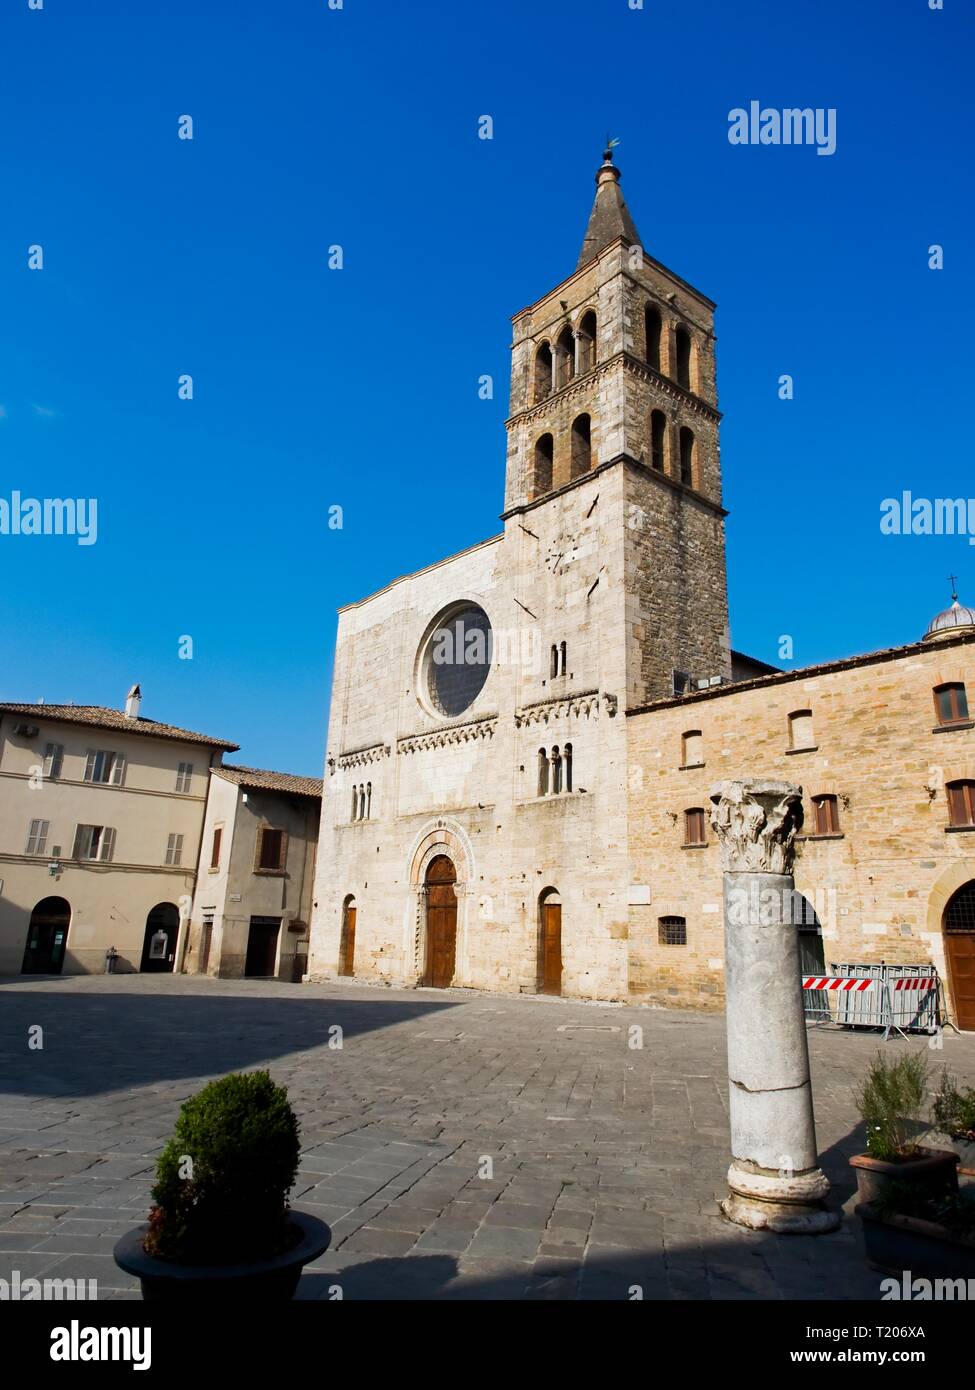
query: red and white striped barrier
[
  {"left": 802, "top": 976, "right": 877, "bottom": 992},
  {"left": 891, "top": 978, "right": 937, "bottom": 992}
]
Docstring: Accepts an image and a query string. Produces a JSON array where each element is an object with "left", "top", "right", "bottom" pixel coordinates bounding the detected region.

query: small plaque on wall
[{"left": 627, "top": 884, "right": 651, "bottom": 906}]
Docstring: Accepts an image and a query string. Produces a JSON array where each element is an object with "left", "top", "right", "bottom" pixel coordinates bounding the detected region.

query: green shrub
[
  {"left": 932, "top": 1068, "right": 975, "bottom": 1139},
  {"left": 854, "top": 1051, "right": 930, "bottom": 1160},
  {"left": 874, "top": 1179, "right": 975, "bottom": 1238},
  {"left": 145, "top": 1070, "right": 301, "bottom": 1265}
]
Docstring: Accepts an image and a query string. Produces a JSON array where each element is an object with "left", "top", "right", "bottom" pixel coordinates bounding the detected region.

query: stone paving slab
[{"left": 0, "top": 973, "right": 972, "bottom": 1300}]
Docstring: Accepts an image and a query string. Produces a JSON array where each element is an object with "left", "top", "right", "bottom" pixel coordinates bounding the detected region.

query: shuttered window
[
  {"left": 43, "top": 743, "right": 64, "bottom": 780},
  {"left": 175, "top": 762, "right": 193, "bottom": 793},
  {"left": 165, "top": 833, "right": 184, "bottom": 866},
  {"left": 256, "top": 827, "right": 286, "bottom": 872},
  {"left": 84, "top": 749, "right": 126, "bottom": 785},
  {"left": 73, "top": 824, "right": 116, "bottom": 862},
  {"left": 947, "top": 781, "right": 975, "bottom": 828},
  {"left": 210, "top": 826, "right": 222, "bottom": 870},
  {"left": 25, "top": 819, "right": 50, "bottom": 855},
  {"left": 684, "top": 808, "right": 706, "bottom": 846},
  {"left": 813, "top": 795, "right": 841, "bottom": 835}
]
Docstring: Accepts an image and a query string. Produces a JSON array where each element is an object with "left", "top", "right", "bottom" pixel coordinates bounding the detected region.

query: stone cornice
[
  {"left": 620, "top": 353, "right": 722, "bottom": 423},
  {"left": 504, "top": 359, "right": 610, "bottom": 431},
  {"left": 514, "top": 690, "right": 618, "bottom": 727},
  {"left": 397, "top": 715, "right": 498, "bottom": 754}
]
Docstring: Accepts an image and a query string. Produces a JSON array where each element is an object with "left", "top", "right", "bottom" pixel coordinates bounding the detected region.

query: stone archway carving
[{"left": 406, "top": 817, "right": 476, "bottom": 986}]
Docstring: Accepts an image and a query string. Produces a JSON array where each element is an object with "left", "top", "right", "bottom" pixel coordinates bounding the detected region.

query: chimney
[{"left": 124, "top": 684, "right": 142, "bottom": 719}]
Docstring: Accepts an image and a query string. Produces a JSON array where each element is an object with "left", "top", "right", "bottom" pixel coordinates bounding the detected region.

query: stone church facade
[{"left": 307, "top": 151, "right": 975, "bottom": 1030}]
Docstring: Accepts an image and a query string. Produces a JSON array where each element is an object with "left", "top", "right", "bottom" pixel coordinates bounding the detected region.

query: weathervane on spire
[
  {"left": 949, "top": 573, "right": 960, "bottom": 602},
  {"left": 603, "top": 134, "right": 620, "bottom": 161}
]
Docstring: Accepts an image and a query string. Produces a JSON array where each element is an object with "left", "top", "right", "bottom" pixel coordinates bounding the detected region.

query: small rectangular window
[
  {"left": 257, "top": 827, "right": 285, "bottom": 871},
  {"left": 813, "top": 795, "right": 841, "bottom": 835},
  {"left": 659, "top": 916, "right": 687, "bottom": 946},
  {"left": 43, "top": 743, "right": 64, "bottom": 780},
  {"left": 210, "top": 826, "right": 223, "bottom": 870},
  {"left": 165, "top": 832, "right": 184, "bottom": 866},
  {"left": 25, "top": 819, "right": 50, "bottom": 855},
  {"left": 935, "top": 683, "right": 969, "bottom": 726},
  {"left": 73, "top": 824, "right": 116, "bottom": 862},
  {"left": 682, "top": 731, "right": 703, "bottom": 767},
  {"left": 684, "top": 808, "right": 706, "bottom": 846},
  {"left": 788, "top": 711, "right": 815, "bottom": 750},
  {"left": 175, "top": 762, "right": 194, "bottom": 793},
  {"left": 947, "top": 781, "right": 975, "bottom": 828},
  {"left": 84, "top": 749, "right": 125, "bottom": 785}
]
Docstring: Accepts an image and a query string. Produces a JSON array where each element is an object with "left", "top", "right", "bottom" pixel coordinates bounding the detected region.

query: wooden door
[
  {"left": 339, "top": 904, "right": 357, "bottom": 977},
  {"left": 944, "top": 885, "right": 975, "bottom": 1031},
  {"left": 424, "top": 856, "right": 457, "bottom": 988},
  {"left": 541, "top": 902, "right": 562, "bottom": 995},
  {"left": 245, "top": 918, "right": 280, "bottom": 978}
]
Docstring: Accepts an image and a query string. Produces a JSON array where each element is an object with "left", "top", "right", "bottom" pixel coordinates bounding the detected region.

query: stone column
[{"left": 709, "top": 779, "right": 839, "bottom": 1233}]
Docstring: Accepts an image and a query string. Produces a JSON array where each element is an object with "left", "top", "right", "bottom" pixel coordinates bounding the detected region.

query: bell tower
[{"left": 502, "top": 146, "right": 732, "bottom": 707}]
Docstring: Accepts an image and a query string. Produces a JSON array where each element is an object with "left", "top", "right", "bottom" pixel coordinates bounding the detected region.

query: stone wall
[{"left": 625, "top": 633, "right": 975, "bottom": 1013}]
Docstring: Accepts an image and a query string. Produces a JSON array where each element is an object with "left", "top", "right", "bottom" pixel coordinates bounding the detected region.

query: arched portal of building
[
  {"left": 22, "top": 897, "right": 71, "bottom": 975},
  {"left": 943, "top": 881, "right": 975, "bottom": 1031},
  {"left": 423, "top": 855, "right": 457, "bottom": 989},
  {"left": 538, "top": 888, "right": 563, "bottom": 996},
  {"left": 141, "top": 903, "right": 180, "bottom": 974},
  {"left": 339, "top": 895, "right": 357, "bottom": 977}
]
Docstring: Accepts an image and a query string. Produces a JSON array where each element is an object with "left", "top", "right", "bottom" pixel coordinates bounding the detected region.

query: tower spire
[{"left": 576, "top": 141, "right": 642, "bottom": 271}]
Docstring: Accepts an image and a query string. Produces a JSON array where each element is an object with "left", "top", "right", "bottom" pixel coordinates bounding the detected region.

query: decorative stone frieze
[
  {"left": 514, "top": 689, "right": 617, "bottom": 727},
  {"left": 330, "top": 743, "right": 390, "bottom": 774},
  {"left": 397, "top": 715, "right": 498, "bottom": 755}
]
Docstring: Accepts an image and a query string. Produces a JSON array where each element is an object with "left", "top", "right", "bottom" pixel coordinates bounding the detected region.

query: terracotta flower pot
[
  {"left": 113, "top": 1211, "right": 331, "bottom": 1301},
  {"left": 849, "top": 1147, "right": 959, "bottom": 1206}
]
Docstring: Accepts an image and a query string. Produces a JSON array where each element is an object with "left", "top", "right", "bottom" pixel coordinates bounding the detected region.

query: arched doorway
[
  {"left": 22, "top": 897, "right": 71, "bottom": 975},
  {"left": 339, "top": 896, "right": 357, "bottom": 977},
  {"left": 943, "top": 882, "right": 975, "bottom": 1031},
  {"left": 539, "top": 888, "right": 562, "bottom": 996},
  {"left": 141, "top": 903, "right": 179, "bottom": 973},
  {"left": 423, "top": 855, "right": 457, "bottom": 988}
]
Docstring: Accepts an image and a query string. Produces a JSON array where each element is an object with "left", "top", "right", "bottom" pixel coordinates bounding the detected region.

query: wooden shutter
[
  {"left": 99, "top": 827, "right": 116, "bottom": 862},
  {"left": 211, "top": 826, "right": 222, "bottom": 869}
]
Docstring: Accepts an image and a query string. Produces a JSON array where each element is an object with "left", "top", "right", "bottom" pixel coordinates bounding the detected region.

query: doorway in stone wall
[
  {"left": 422, "top": 855, "right": 457, "bottom": 988},
  {"left": 944, "top": 882, "right": 975, "bottom": 1031},
  {"left": 339, "top": 896, "right": 357, "bottom": 977},
  {"left": 538, "top": 888, "right": 563, "bottom": 996}
]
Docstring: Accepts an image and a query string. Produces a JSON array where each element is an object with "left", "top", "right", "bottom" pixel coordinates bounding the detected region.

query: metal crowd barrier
[{"left": 801, "top": 965, "right": 942, "bottom": 1040}]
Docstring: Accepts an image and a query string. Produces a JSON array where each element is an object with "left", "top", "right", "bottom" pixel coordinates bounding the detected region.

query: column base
[{"left": 721, "top": 1162, "right": 841, "bottom": 1234}]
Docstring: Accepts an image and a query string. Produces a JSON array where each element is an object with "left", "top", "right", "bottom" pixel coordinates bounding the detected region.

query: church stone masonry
[{"left": 307, "top": 152, "right": 975, "bottom": 1027}]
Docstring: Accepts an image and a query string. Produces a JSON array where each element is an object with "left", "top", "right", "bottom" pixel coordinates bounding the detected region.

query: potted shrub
[
  {"left": 857, "top": 1180, "right": 975, "bottom": 1278},
  {"left": 113, "top": 1070, "right": 330, "bottom": 1300},
  {"left": 928, "top": 1068, "right": 975, "bottom": 1175},
  {"left": 849, "top": 1052, "right": 958, "bottom": 1204}
]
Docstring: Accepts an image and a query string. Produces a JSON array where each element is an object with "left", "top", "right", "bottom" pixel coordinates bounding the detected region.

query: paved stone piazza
[{"left": 1, "top": 975, "right": 973, "bottom": 1301}]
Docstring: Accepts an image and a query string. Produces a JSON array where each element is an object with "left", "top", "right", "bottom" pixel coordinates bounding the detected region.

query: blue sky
[{"left": 1, "top": 0, "right": 971, "bottom": 774}]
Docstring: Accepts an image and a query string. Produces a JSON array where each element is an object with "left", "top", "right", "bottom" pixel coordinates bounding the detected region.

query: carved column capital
[{"left": 709, "top": 779, "right": 803, "bottom": 875}]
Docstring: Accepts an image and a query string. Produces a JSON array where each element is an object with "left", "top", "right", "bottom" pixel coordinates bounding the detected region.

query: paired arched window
[
  {"left": 555, "top": 326, "right": 575, "bottom": 390},
  {"left": 570, "top": 414, "right": 592, "bottom": 479},
  {"left": 538, "top": 744, "right": 572, "bottom": 796},
  {"left": 675, "top": 326, "right": 692, "bottom": 390},
  {"left": 645, "top": 304, "right": 662, "bottom": 370},
  {"left": 533, "top": 433, "right": 554, "bottom": 497},
  {"left": 350, "top": 783, "right": 371, "bottom": 821},
  {"left": 650, "top": 410, "right": 667, "bottom": 472},
  {"left": 578, "top": 310, "right": 597, "bottom": 373},
  {"left": 550, "top": 642, "right": 567, "bottom": 678},
  {"left": 679, "top": 427, "right": 695, "bottom": 487},
  {"left": 534, "top": 343, "right": 553, "bottom": 403}
]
